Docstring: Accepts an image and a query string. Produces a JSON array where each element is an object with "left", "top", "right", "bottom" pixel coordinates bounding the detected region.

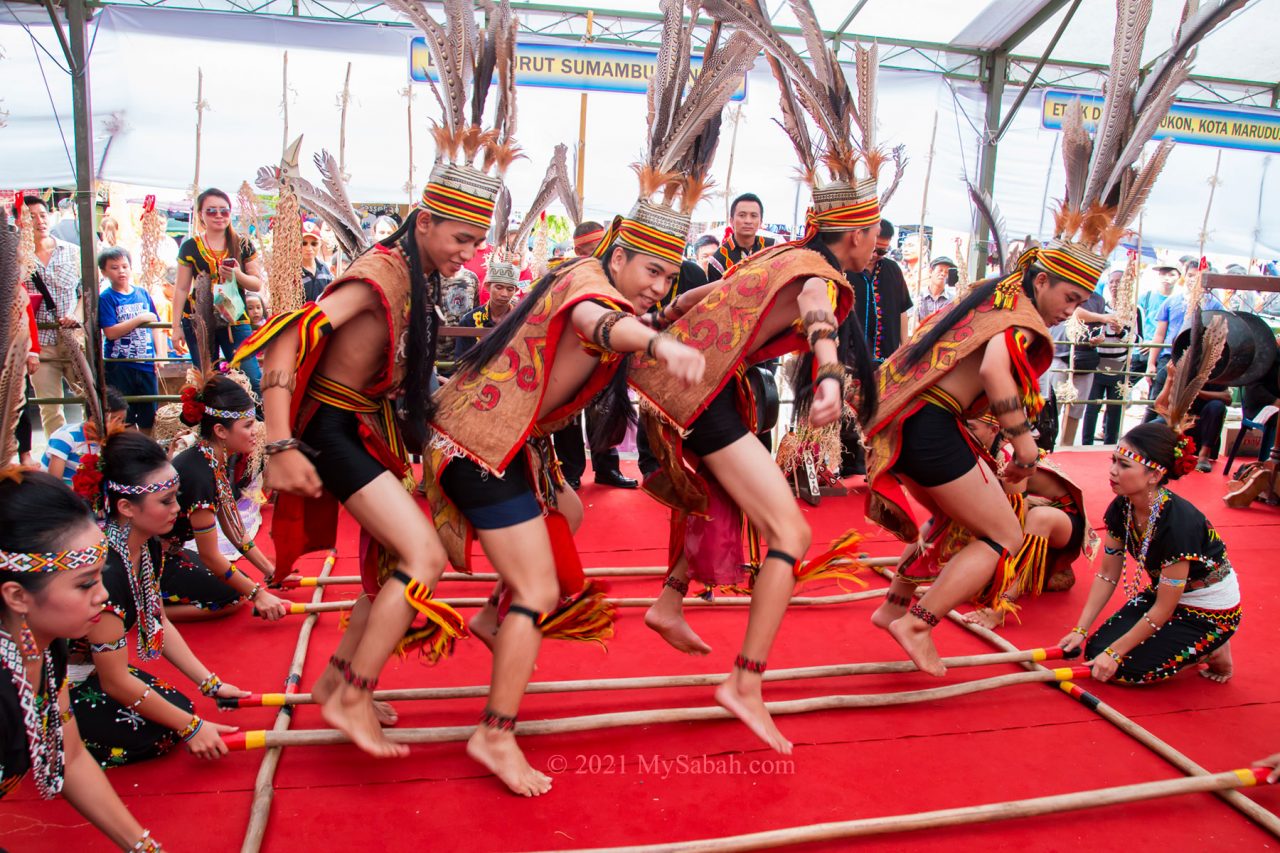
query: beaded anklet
[
  {"left": 909, "top": 603, "right": 939, "bottom": 627},
  {"left": 734, "top": 654, "right": 767, "bottom": 674}
]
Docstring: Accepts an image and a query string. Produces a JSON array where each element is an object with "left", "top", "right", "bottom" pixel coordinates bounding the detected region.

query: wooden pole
[
  {"left": 281, "top": 51, "right": 289, "bottom": 155},
  {"left": 191, "top": 68, "right": 206, "bottom": 235},
  {"left": 223, "top": 667, "right": 1089, "bottom": 749},
  {"left": 949, "top": 610, "right": 1280, "bottom": 838},
  {"left": 286, "top": 558, "right": 900, "bottom": 588},
  {"left": 545, "top": 770, "right": 1272, "bottom": 852},
  {"left": 913, "top": 111, "right": 938, "bottom": 301},
  {"left": 575, "top": 11, "right": 594, "bottom": 212},
  {"left": 338, "top": 62, "right": 352, "bottom": 177},
  {"left": 240, "top": 548, "right": 337, "bottom": 853},
  {"left": 220, "top": 647, "right": 1070, "bottom": 709},
  {"left": 276, "top": 589, "right": 886, "bottom": 616}
]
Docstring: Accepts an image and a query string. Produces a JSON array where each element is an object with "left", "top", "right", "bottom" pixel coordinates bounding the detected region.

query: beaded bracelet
[
  {"left": 192, "top": 522, "right": 217, "bottom": 537},
  {"left": 246, "top": 583, "right": 262, "bottom": 601},
  {"left": 1142, "top": 614, "right": 1163, "bottom": 632},
  {"left": 1158, "top": 576, "right": 1187, "bottom": 588},
  {"left": 222, "top": 564, "right": 240, "bottom": 581},
  {"left": 198, "top": 673, "right": 223, "bottom": 697},
  {"left": 1070, "top": 626, "right": 1087, "bottom": 637},
  {"left": 815, "top": 362, "right": 844, "bottom": 388},
  {"left": 241, "top": 540, "right": 256, "bottom": 553},
  {"left": 1094, "top": 572, "right": 1118, "bottom": 586},
  {"left": 1103, "top": 646, "right": 1124, "bottom": 664},
  {"left": 129, "top": 687, "right": 152, "bottom": 709},
  {"left": 178, "top": 715, "right": 203, "bottom": 742},
  {"left": 132, "top": 829, "right": 161, "bottom": 852}
]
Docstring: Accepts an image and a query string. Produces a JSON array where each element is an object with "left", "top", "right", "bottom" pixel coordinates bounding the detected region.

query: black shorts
[
  {"left": 892, "top": 402, "right": 978, "bottom": 487},
  {"left": 104, "top": 364, "right": 158, "bottom": 430},
  {"left": 685, "top": 382, "right": 750, "bottom": 457},
  {"left": 439, "top": 454, "right": 542, "bottom": 530},
  {"left": 300, "top": 403, "right": 388, "bottom": 502},
  {"left": 1066, "top": 509, "right": 1085, "bottom": 554}
]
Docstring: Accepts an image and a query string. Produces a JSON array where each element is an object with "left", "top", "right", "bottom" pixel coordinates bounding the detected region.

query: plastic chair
[{"left": 1223, "top": 405, "right": 1279, "bottom": 477}]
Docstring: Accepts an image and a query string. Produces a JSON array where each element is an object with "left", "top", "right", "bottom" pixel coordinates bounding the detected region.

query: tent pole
[
  {"left": 65, "top": 0, "right": 102, "bottom": 398},
  {"left": 971, "top": 49, "right": 1007, "bottom": 283}
]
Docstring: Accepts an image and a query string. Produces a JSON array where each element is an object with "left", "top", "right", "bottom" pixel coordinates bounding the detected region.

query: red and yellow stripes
[
  {"left": 617, "top": 218, "right": 686, "bottom": 266},
  {"left": 1038, "top": 244, "right": 1106, "bottom": 293},
  {"left": 805, "top": 196, "right": 881, "bottom": 233},
  {"left": 420, "top": 182, "right": 496, "bottom": 229},
  {"left": 232, "top": 304, "right": 332, "bottom": 371}
]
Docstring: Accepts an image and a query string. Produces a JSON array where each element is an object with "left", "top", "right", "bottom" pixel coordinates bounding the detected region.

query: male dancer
[{"left": 234, "top": 1, "right": 520, "bottom": 758}]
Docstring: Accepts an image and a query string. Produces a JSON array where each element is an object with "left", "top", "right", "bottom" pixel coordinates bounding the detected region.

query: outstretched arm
[{"left": 572, "top": 301, "right": 704, "bottom": 386}]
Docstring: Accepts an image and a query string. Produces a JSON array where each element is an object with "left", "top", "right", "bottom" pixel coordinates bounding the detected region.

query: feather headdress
[
  {"left": 489, "top": 143, "right": 580, "bottom": 285},
  {"left": 258, "top": 147, "right": 370, "bottom": 261},
  {"left": 593, "top": 0, "right": 757, "bottom": 266},
  {"left": 705, "top": 0, "right": 889, "bottom": 235},
  {"left": 1041, "top": 0, "right": 1244, "bottom": 299},
  {"left": 383, "top": 0, "right": 520, "bottom": 229}
]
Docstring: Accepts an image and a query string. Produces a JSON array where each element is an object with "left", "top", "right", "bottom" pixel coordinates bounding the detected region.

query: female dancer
[
  {"left": 169, "top": 374, "right": 286, "bottom": 621},
  {"left": 0, "top": 471, "right": 164, "bottom": 850},
  {"left": 1059, "top": 421, "right": 1240, "bottom": 684},
  {"left": 70, "top": 431, "right": 246, "bottom": 765},
  {"left": 169, "top": 188, "right": 265, "bottom": 393}
]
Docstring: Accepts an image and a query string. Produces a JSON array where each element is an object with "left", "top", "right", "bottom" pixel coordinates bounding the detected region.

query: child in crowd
[{"left": 98, "top": 247, "right": 161, "bottom": 434}]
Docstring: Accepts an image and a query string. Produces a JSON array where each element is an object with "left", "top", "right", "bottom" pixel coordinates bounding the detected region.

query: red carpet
[{"left": 5, "top": 450, "right": 1279, "bottom": 851}]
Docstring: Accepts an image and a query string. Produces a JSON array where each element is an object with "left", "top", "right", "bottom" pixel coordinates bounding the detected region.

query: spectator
[
  {"left": 244, "top": 293, "right": 266, "bottom": 328},
  {"left": 300, "top": 220, "right": 333, "bottom": 303},
  {"left": 692, "top": 234, "right": 720, "bottom": 274},
  {"left": 372, "top": 215, "right": 399, "bottom": 242},
  {"left": 1189, "top": 378, "right": 1231, "bottom": 473},
  {"left": 1135, "top": 262, "right": 1180, "bottom": 375},
  {"left": 42, "top": 386, "right": 128, "bottom": 486},
  {"left": 50, "top": 197, "right": 79, "bottom": 243},
  {"left": 572, "top": 220, "right": 606, "bottom": 257},
  {"left": 1082, "top": 268, "right": 1141, "bottom": 445},
  {"left": 1044, "top": 285, "right": 1109, "bottom": 446},
  {"left": 916, "top": 257, "right": 956, "bottom": 323},
  {"left": 98, "top": 213, "right": 120, "bottom": 248},
  {"left": 437, "top": 266, "right": 482, "bottom": 373},
  {"left": 706, "top": 193, "right": 774, "bottom": 282},
  {"left": 21, "top": 195, "right": 84, "bottom": 438},
  {"left": 170, "top": 188, "right": 265, "bottom": 395},
  {"left": 317, "top": 220, "right": 347, "bottom": 276},
  {"left": 1145, "top": 283, "right": 1226, "bottom": 422},
  {"left": 900, "top": 232, "right": 928, "bottom": 289},
  {"left": 455, "top": 276, "right": 518, "bottom": 361},
  {"left": 98, "top": 247, "right": 161, "bottom": 435},
  {"left": 16, "top": 291, "right": 41, "bottom": 466}
]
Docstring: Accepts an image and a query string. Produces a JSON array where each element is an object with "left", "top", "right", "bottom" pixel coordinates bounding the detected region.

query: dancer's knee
[
  {"left": 766, "top": 509, "right": 811, "bottom": 556},
  {"left": 505, "top": 575, "right": 559, "bottom": 615},
  {"left": 397, "top": 543, "right": 447, "bottom": 587}
]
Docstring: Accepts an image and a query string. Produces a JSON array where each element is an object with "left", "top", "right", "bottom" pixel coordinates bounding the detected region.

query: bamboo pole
[
  {"left": 338, "top": 62, "right": 352, "bottom": 177},
  {"left": 190, "top": 68, "right": 206, "bottom": 235},
  {"left": 219, "top": 647, "right": 1070, "bottom": 709},
  {"left": 575, "top": 11, "right": 594, "bottom": 212},
  {"left": 240, "top": 548, "right": 337, "bottom": 853},
  {"left": 913, "top": 111, "right": 939, "bottom": 301},
  {"left": 274, "top": 589, "right": 885, "bottom": 616},
  {"left": 284, "top": 558, "right": 900, "bottom": 588},
  {"left": 280, "top": 51, "right": 289, "bottom": 155},
  {"left": 546, "top": 769, "right": 1273, "bottom": 852},
  {"left": 222, "top": 667, "right": 1090, "bottom": 750},
  {"left": 950, "top": 610, "right": 1280, "bottom": 838}
]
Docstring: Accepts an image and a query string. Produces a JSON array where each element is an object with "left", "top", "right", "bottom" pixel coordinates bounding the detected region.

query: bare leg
[
  {"left": 871, "top": 546, "right": 922, "bottom": 630},
  {"left": 312, "top": 596, "right": 398, "bottom": 726},
  {"left": 470, "top": 583, "right": 503, "bottom": 653},
  {"left": 888, "top": 463, "right": 1023, "bottom": 677},
  {"left": 465, "top": 517, "right": 559, "bottom": 797},
  {"left": 319, "top": 473, "right": 446, "bottom": 758},
  {"left": 963, "top": 507, "right": 1073, "bottom": 629},
  {"left": 700, "top": 434, "right": 811, "bottom": 754},
  {"left": 1201, "top": 641, "right": 1233, "bottom": 683},
  {"left": 644, "top": 553, "right": 712, "bottom": 655},
  {"left": 163, "top": 600, "right": 244, "bottom": 622}
]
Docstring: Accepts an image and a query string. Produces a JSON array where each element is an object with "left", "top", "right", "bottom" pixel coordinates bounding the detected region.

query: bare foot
[
  {"left": 313, "top": 664, "right": 398, "bottom": 726},
  {"left": 871, "top": 600, "right": 908, "bottom": 630},
  {"left": 466, "top": 727, "right": 553, "bottom": 797},
  {"left": 714, "top": 672, "right": 792, "bottom": 754},
  {"left": 887, "top": 614, "right": 947, "bottom": 677},
  {"left": 320, "top": 683, "right": 408, "bottom": 759},
  {"left": 1200, "top": 642, "right": 1233, "bottom": 684},
  {"left": 470, "top": 606, "right": 499, "bottom": 654},
  {"left": 644, "top": 603, "right": 712, "bottom": 655},
  {"left": 962, "top": 607, "right": 1004, "bottom": 630}
]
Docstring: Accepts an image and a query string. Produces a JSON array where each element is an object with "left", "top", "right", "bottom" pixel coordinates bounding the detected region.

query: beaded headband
[
  {"left": 0, "top": 540, "right": 107, "bottom": 573},
  {"left": 105, "top": 475, "right": 180, "bottom": 495},
  {"left": 1117, "top": 445, "right": 1166, "bottom": 474},
  {"left": 204, "top": 407, "right": 256, "bottom": 420}
]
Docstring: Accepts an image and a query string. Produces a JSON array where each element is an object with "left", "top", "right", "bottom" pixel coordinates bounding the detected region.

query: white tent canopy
[{"left": 2, "top": 2, "right": 1277, "bottom": 256}]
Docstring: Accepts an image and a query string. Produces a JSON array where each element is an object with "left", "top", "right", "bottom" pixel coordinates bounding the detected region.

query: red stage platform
[{"left": 5, "top": 450, "right": 1278, "bottom": 851}]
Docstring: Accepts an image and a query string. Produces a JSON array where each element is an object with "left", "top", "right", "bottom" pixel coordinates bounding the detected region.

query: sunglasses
[
  {"left": 302, "top": 238, "right": 319, "bottom": 245},
  {"left": 203, "top": 207, "right": 231, "bottom": 216},
  {"left": 873, "top": 247, "right": 889, "bottom": 257}
]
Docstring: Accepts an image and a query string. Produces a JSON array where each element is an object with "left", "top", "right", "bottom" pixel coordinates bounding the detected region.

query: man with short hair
[
  {"left": 705, "top": 193, "right": 774, "bottom": 282},
  {"left": 916, "top": 257, "right": 956, "bottom": 323},
  {"left": 454, "top": 275, "right": 517, "bottom": 360},
  {"left": 301, "top": 220, "right": 334, "bottom": 303},
  {"left": 22, "top": 195, "right": 84, "bottom": 437}
]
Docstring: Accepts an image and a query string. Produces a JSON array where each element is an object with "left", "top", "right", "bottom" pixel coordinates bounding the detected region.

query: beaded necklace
[
  {"left": 105, "top": 521, "right": 164, "bottom": 661},
  {"left": 0, "top": 630, "right": 64, "bottom": 798},
  {"left": 863, "top": 260, "right": 884, "bottom": 361},
  {"left": 196, "top": 439, "right": 248, "bottom": 551},
  {"left": 1122, "top": 487, "right": 1169, "bottom": 600}
]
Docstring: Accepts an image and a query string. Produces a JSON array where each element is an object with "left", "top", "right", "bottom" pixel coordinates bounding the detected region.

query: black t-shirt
[
  {"left": 706, "top": 234, "right": 774, "bottom": 283},
  {"left": 846, "top": 258, "right": 913, "bottom": 361},
  {"left": 1103, "top": 491, "right": 1229, "bottom": 583},
  {"left": 655, "top": 259, "right": 708, "bottom": 309},
  {"left": 170, "top": 444, "right": 246, "bottom": 543},
  {"left": 0, "top": 640, "right": 66, "bottom": 799}
]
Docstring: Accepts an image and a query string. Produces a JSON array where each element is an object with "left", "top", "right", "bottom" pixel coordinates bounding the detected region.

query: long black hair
[
  {"left": 0, "top": 473, "right": 98, "bottom": 598},
  {"left": 452, "top": 253, "right": 637, "bottom": 449},
  {"left": 375, "top": 209, "right": 442, "bottom": 448},
  {"left": 1121, "top": 422, "right": 1185, "bottom": 484},
  {"left": 903, "top": 267, "right": 1046, "bottom": 369},
  {"left": 101, "top": 431, "right": 171, "bottom": 516}
]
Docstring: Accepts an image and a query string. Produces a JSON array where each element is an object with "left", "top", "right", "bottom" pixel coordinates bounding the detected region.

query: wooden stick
[
  {"left": 950, "top": 610, "right": 1280, "bottom": 838},
  {"left": 240, "top": 548, "right": 337, "bottom": 853},
  {"left": 543, "top": 769, "right": 1273, "bottom": 852},
  {"left": 220, "top": 646, "right": 1070, "bottom": 709},
  {"left": 338, "top": 62, "right": 352, "bottom": 176},
  {"left": 223, "top": 667, "right": 1089, "bottom": 749},
  {"left": 285, "top": 558, "right": 901, "bottom": 587},
  {"left": 276, "top": 589, "right": 885, "bottom": 616}
]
